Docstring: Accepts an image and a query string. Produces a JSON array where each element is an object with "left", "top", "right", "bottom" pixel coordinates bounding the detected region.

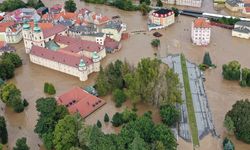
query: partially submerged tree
[
  {"left": 13, "top": 137, "right": 30, "bottom": 150},
  {"left": 0, "top": 116, "right": 8, "bottom": 144},
  {"left": 64, "top": 0, "right": 77, "bottom": 12}
]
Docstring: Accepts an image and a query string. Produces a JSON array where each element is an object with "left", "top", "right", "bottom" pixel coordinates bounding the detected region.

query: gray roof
[
  {"left": 69, "top": 25, "right": 97, "bottom": 33},
  {"left": 58, "top": 20, "right": 74, "bottom": 27},
  {"left": 233, "top": 27, "right": 250, "bottom": 33},
  {"left": 0, "top": 45, "right": 16, "bottom": 53},
  {"left": 226, "top": 0, "right": 241, "bottom": 7},
  {"left": 235, "top": 21, "right": 250, "bottom": 27},
  {"left": 104, "top": 21, "right": 122, "bottom": 32},
  {"left": 81, "top": 32, "right": 105, "bottom": 37},
  {"left": 244, "top": 3, "right": 250, "bottom": 7}
]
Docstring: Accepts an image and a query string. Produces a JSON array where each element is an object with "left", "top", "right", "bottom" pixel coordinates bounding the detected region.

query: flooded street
[{"left": 1, "top": 0, "right": 250, "bottom": 149}]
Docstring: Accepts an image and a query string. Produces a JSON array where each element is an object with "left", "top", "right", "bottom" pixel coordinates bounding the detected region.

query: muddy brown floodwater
[{"left": 1, "top": 0, "right": 250, "bottom": 149}]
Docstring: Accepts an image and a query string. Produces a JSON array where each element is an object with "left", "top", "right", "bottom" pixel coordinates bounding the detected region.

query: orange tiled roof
[
  {"left": 0, "top": 21, "right": 15, "bottom": 32},
  {"left": 42, "top": 12, "right": 77, "bottom": 20},
  {"left": 29, "top": 22, "right": 54, "bottom": 30},
  {"left": 193, "top": 18, "right": 211, "bottom": 28},
  {"left": 57, "top": 87, "right": 106, "bottom": 118},
  {"left": 0, "top": 41, "right": 6, "bottom": 47}
]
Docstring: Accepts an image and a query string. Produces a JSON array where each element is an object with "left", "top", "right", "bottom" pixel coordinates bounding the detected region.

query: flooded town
[{"left": 0, "top": 0, "right": 250, "bottom": 149}]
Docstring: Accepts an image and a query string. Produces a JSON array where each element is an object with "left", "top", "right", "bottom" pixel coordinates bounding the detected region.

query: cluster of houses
[
  {"left": 225, "top": 0, "right": 250, "bottom": 15},
  {"left": 161, "top": 0, "right": 202, "bottom": 7},
  {"left": 0, "top": 4, "right": 127, "bottom": 81}
]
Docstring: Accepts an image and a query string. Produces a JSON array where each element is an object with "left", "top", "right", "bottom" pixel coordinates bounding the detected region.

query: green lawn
[{"left": 180, "top": 54, "right": 199, "bottom": 146}]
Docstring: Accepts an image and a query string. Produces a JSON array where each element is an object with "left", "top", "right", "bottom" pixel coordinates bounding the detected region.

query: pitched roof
[
  {"left": 154, "top": 9, "right": 173, "bottom": 15},
  {"left": 54, "top": 35, "right": 104, "bottom": 53},
  {"left": 57, "top": 87, "right": 106, "bottom": 118},
  {"left": 193, "top": 18, "right": 211, "bottom": 28},
  {"left": 42, "top": 12, "right": 77, "bottom": 20},
  {"left": 0, "top": 41, "right": 6, "bottom": 47},
  {"left": 0, "top": 21, "right": 15, "bottom": 32},
  {"left": 235, "top": 20, "right": 250, "bottom": 27},
  {"left": 233, "top": 27, "right": 250, "bottom": 33},
  {"left": 42, "top": 24, "right": 67, "bottom": 38},
  {"left": 29, "top": 22, "right": 54, "bottom": 30},
  {"left": 30, "top": 45, "right": 93, "bottom": 68},
  {"left": 245, "top": 7, "right": 250, "bottom": 12}
]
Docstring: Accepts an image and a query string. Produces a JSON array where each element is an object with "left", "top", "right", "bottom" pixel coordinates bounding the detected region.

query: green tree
[
  {"left": 154, "top": 141, "right": 165, "bottom": 150},
  {"left": 13, "top": 137, "right": 30, "bottom": 150},
  {"left": 35, "top": 97, "right": 68, "bottom": 136},
  {"left": 112, "top": 112, "right": 124, "bottom": 127},
  {"left": 42, "top": 133, "right": 54, "bottom": 150},
  {"left": 152, "top": 124, "right": 177, "bottom": 150},
  {"left": 104, "top": 113, "right": 109, "bottom": 122},
  {"left": 0, "top": 144, "right": 3, "bottom": 150},
  {"left": 128, "top": 132, "right": 149, "bottom": 150},
  {"left": 160, "top": 105, "right": 180, "bottom": 126},
  {"left": 223, "top": 138, "right": 235, "bottom": 150},
  {"left": 1, "top": 52, "right": 22, "bottom": 68},
  {"left": 0, "top": 83, "right": 24, "bottom": 112},
  {"left": 156, "top": 0, "right": 163, "bottom": 7},
  {"left": 222, "top": 61, "right": 241, "bottom": 80},
  {"left": 23, "top": 99, "right": 29, "bottom": 107},
  {"left": 139, "top": 2, "right": 151, "bottom": 16},
  {"left": 122, "top": 108, "right": 137, "bottom": 123},
  {"left": 113, "top": 89, "right": 127, "bottom": 107},
  {"left": 0, "top": 59, "right": 15, "bottom": 80},
  {"left": 0, "top": 116, "right": 8, "bottom": 144},
  {"left": 53, "top": 115, "right": 79, "bottom": 150},
  {"left": 226, "top": 99, "right": 250, "bottom": 143},
  {"left": 151, "top": 39, "right": 160, "bottom": 48},
  {"left": 140, "top": 0, "right": 151, "bottom": 5},
  {"left": 95, "top": 67, "right": 110, "bottom": 96},
  {"left": 97, "top": 120, "right": 102, "bottom": 128},
  {"left": 224, "top": 116, "right": 235, "bottom": 134},
  {"left": 171, "top": 7, "right": 179, "bottom": 17},
  {"left": 44, "top": 83, "right": 56, "bottom": 95},
  {"left": 0, "top": 0, "right": 26, "bottom": 12},
  {"left": 203, "top": 52, "right": 212, "bottom": 67},
  {"left": 64, "top": 0, "right": 77, "bottom": 12}
]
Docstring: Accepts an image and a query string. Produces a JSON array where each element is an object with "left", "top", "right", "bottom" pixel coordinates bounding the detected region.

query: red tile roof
[
  {"left": 54, "top": 35, "right": 104, "bottom": 53},
  {"left": 29, "top": 22, "right": 54, "bottom": 30},
  {"left": 0, "top": 21, "right": 15, "bottom": 32},
  {"left": 57, "top": 87, "right": 106, "bottom": 118},
  {"left": 42, "top": 12, "right": 77, "bottom": 20},
  {"left": 245, "top": 7, "right": 250, "bottom": 12},
  {"left": 42, "top": 24, "right": 67, "bottom": 38},
  {"left": 104, "top": 36, "right": 119, "bottom": 49},
  {"left": 0, "top": 16, "right": 3, "bottom": 22},
  {"left": 193, "top": 18, "right": 211, "bottom": 28},
  {"left": 30, "top": 45, "right": 93, "bottom": 67}
]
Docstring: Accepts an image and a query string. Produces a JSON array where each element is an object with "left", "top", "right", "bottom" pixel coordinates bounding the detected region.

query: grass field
[{"left": 180, "top": 54, "right": 199, "bottom": 146}]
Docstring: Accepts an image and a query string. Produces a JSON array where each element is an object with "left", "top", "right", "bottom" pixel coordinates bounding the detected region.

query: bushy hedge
[{"left": 44, "top": 82, "right": 56, "bottom": 95}]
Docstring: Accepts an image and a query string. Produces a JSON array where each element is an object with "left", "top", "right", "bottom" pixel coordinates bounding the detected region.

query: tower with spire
[
  {"left": 22, "top": 20, "right": 32, "bottom": 53},
  {"left": 92, "top": 51, "right": 101, "bottom": 72}
]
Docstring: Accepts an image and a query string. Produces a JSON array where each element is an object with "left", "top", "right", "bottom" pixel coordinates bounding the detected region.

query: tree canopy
[
  {"left": 0, "top": 116, "right": 8, "bottom": 144},
  {"left": 64, "top": 0, "right": 77, "bottom": 12},
  {"left": 222, "top": 61, "right": 241, "bottom": 80},
  {"left": 160, "top": 104, "right": 180, "bottom": 126},
  {"left": 13, "top": 137, "right": 30, "bottom": 150},
  {"left": 0, "top": 83, "right": 25, "bottom": 112},
  {"left": 225, "top": 99, "right": 250, "bottom": 143}
]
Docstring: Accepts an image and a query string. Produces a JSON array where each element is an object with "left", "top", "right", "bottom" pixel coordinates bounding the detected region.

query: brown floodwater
[{"left": 1, "top": 0, "right": 250, "bottom": 149}]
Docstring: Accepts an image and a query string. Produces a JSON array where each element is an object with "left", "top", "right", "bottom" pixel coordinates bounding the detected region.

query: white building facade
[{"left": 191, "top": 18, "right": 211, "bottom": 46}]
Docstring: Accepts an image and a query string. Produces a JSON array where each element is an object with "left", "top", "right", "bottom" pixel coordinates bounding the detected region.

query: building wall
[
  {"left": 191, "top": 22, "right": 211, "bottom": 45},
  {"left": 102, "top": 28, "right": 121, "bottom": 42},
  {"left": 151, "top": 14, "right": 175, "bottom": 27},
  {"left": 225, "top": 3, "right": 240, "bottom": 11},
  {"left": 5, "top": 26, "right": 23, "bottom": 43},
  {"left": 162, "top": 0, "right": 202, "bottom": 7},
  {"left": 232, "top": 30, "right": 250, "bottom": 39},
  {"left": 30, "top": 54, "right": 101, "bottom": 81}
]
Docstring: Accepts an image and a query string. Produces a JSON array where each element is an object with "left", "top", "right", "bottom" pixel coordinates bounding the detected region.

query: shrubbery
[
  {"left": 44, "top": 82, "right": 56, "bottom": 95},
  {"left": 0, "top": 0, "right": 45, "bottom": 12},
  {"left": 0, "top": 116, "right": 8, "bottom": 144},
  {"left": 223, "top": 138, "right": 235, "bottom": 150},
  {"left": 222, "top": 61, "right": 241, "bottom": 81}
]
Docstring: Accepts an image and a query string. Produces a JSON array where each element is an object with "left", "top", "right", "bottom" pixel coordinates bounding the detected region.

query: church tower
[
  {"left": 32, "top": 20, "right": 45, "bottom": 48},
  {"left": 22, "top": 21, "right": 32, "bottom": 53},
  {"left": 92, "top": 51, "right": 101, "bottom": 72},
  {"left": 78, "top": 59, "right": 88, "bottom": 81}
]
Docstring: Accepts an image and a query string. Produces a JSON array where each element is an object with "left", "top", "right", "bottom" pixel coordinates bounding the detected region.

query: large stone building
[
  {"left": 191, "top": 18, "right": 211, "bottom": 46},
  {"left": 22, "top": 21, "right": 106, "bottom": 81},
  {"left": 232, "top": 21, "right": 250, "bottom": 39},
  {"left": 162, "top": 0, "right": 202, "bottom": 7},
  {"left": 148, "top": 9, "right": 175, "bottom": 31}
]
